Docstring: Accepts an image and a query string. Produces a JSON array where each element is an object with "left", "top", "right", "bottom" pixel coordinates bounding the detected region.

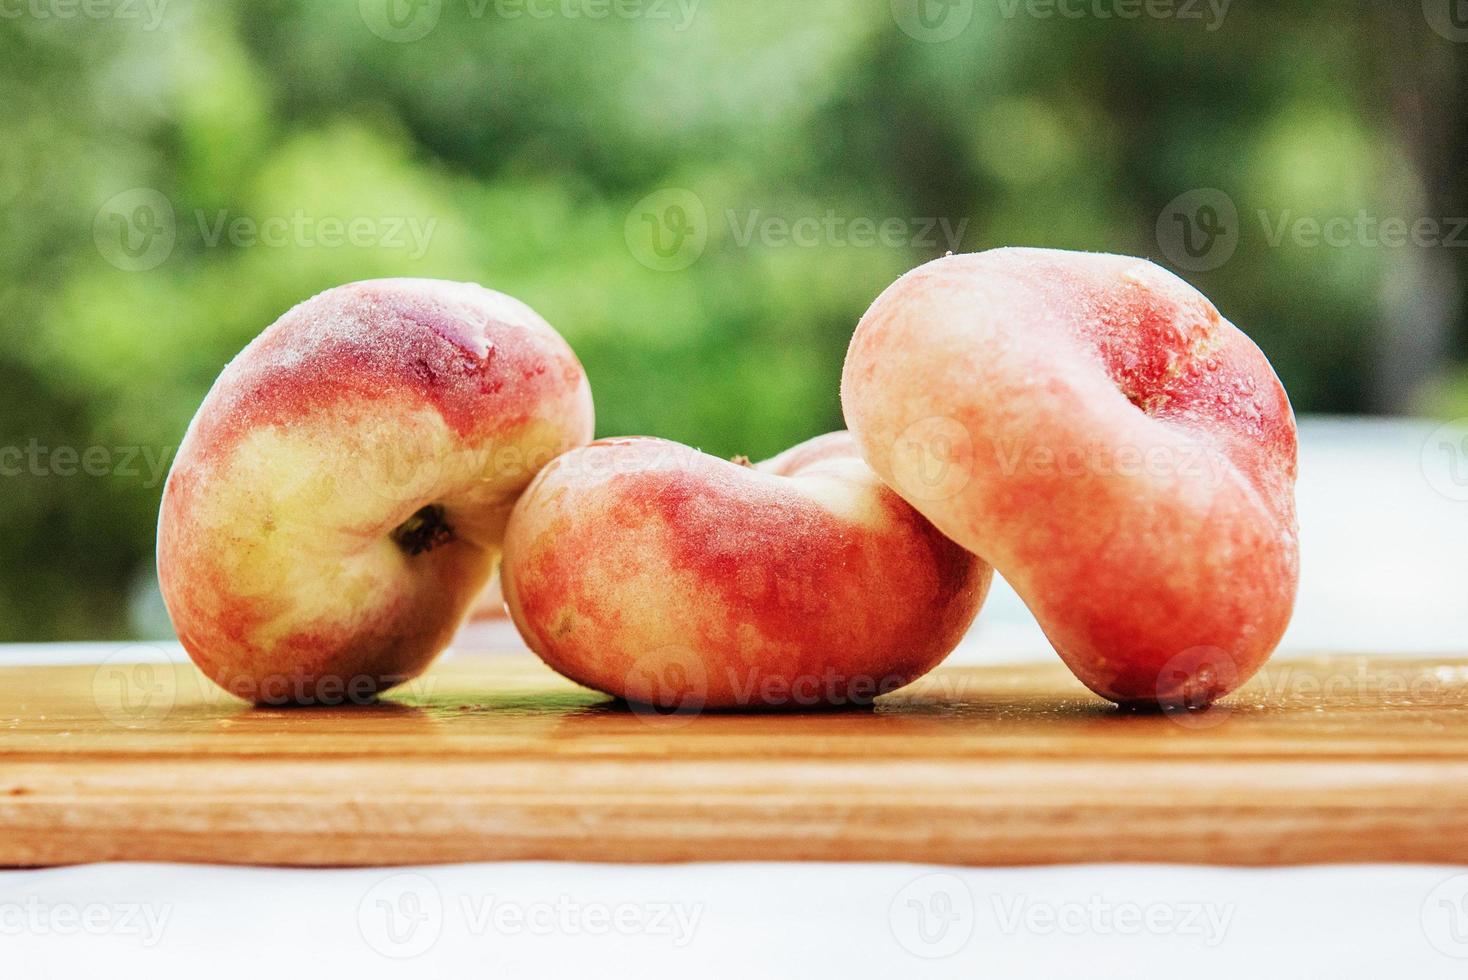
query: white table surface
[
  {"left": 4, "top": 415, "right": 1467, "bottom": 977},
  {"left": 4, "top": 862, "right": 1467, "bottom": 977}
]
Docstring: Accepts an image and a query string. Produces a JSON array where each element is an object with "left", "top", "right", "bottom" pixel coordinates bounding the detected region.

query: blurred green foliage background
[{"left": 1, "top": 0, "right": 1465, "bottom": 640}]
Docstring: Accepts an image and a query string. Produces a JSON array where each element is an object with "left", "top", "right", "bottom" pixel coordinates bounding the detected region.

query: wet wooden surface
[{"left": 3, "top": 652, "right": 1467, "bottom": 866}]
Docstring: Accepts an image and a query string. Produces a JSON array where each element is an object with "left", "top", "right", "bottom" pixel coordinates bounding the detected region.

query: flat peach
[
  {"left": 842, "top": 248, "right": 1298, "bottom": 708},
  {"left": 158, "top": 279, "right": 594, "bottom": 704},
  {"left": 500, "top": 433, "right": 992, "bottom": 710}
]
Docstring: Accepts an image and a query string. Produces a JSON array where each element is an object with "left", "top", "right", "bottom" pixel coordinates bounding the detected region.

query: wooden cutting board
[{"left": 3, "top": 652, "right": 1467, "bottom": 867}]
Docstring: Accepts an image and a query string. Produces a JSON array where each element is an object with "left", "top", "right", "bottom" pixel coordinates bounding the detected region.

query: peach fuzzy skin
[
  {"left": 841, "top": 248, "right": 1298, "bottom": 708},
  {"left": 499, "top": 433, "right": 991, "bottom": 710},
  {"left": 157, "top": 279, "right": 594, "bottom": 704}
]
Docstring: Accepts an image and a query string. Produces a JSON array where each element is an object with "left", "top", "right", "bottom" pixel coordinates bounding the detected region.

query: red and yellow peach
[
  {"left": 157, "top": 279, "right": 593, "bottom": 704},
  {"left": 499, "top": 432, "right": 992, "bottom": 709},
  {"left": 841, "top": 248, "right": 1299, "bottom": 708}
]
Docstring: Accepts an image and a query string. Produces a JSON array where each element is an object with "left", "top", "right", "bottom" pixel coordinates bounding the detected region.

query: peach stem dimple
[{"left": 391, "top": 504, "right": 454, "bottom": 555}]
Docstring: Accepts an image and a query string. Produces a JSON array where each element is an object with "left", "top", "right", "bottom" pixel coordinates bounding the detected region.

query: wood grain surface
[{"left": 3, "top": 652, "right": 1467, "bottom": 867}]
